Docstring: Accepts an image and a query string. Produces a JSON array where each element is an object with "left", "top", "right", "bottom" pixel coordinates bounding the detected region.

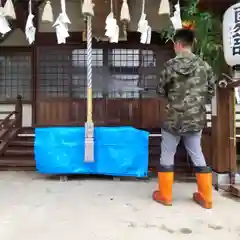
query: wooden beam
[
  {"left": 197, "top": 0, "right": 238, "bottom": 14},
  {"left": 211, "top": 86, "right": 237, "bottom": 173},
  {"left": 14, "top": 2, "right": 28, "bottom": 31},
  {"left": 226, "top": 80, "right": 240, "bottom": 89}
]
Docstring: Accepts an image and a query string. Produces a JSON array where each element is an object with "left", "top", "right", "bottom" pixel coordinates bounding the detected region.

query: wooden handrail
[
  {"left": 0, "top": 95, "right": 23, "bottom": 155},
  {"left": 218, "top": 73, "right": 240, "bottom": 89},
  {"left": 0, "top": 111, "right": 16, "bottom": 129},
  {"left": 0, "top": 95, "right": 23, "bottom": 130},
  {"left": 15, "top": 95, "right": 23, "bottom": 128},
  {"left": 225, "top": 80, "right": 240, "bottom": 89}
]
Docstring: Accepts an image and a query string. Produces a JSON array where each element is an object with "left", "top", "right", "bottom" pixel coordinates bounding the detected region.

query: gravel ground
[{"left": 0, "top": 171, "right": 239, "bottom": 240}]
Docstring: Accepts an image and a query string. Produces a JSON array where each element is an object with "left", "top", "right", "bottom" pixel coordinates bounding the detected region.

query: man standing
[{"left": 153, "top": 29, "right": 216, "bottom": 209}]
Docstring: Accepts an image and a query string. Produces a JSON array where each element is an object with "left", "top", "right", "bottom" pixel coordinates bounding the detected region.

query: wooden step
[
  {"left": 4, "top": 148, "right": 34, "bottom": 156},
  {"left": 0, "top": 159, "right": 35, "bottom": 167},
  {"left": 17, "top": 127, "right": 35, "bottom": 139},
  {"left": 18, "top": 133, "right": 35, "bottom": 137},
  {"left": 15, "top": 135, "right": 34, "bottom": 142},
  {"left": 0, "top": 155, "right": 35, "bottom": 169},
  {"left": 0, "top": 166, "right": 35, "bottom": 171},
  {"left": 20, "top": 127, "right": 34, "bottom": 134},
  {"left": 9, "top": 140, "right": 34, "bottom": 147}
]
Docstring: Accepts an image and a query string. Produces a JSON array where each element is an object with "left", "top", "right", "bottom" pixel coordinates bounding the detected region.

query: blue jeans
[{"left": 160, "top": 129, "right": 207, "bottom": 167}]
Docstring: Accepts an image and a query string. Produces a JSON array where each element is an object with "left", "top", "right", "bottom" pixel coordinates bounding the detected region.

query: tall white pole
[{"left": 84, "top": 15, "right": 94, "bottom": 162}]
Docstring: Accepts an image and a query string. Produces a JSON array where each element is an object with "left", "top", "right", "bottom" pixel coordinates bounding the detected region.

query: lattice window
[
  {"left": 72, "top": 49, "right": 103, "bottom": 98},
  {"left": 72, "top": 49, "right": 103, "bottom": 67},
  {"left": 108, "top": 49, "right": 141, "bottom": 99},
  {"left": 141, "top": 50, "right": 156, "bottom": 67},
  {"left": 141, "top": 75, "right": 158, "bottom": 98},
  {"left": 37, "top": 47, "right": 158, "bottom": 99},
  {"left": 38, "top": 48, "right": 70, "bottom": 98},
  {"left": 139, "top": 50, "right": 158, "bottom": 98},
  {"left": 111, "top": 49, "right": 139, "bottom": 67},
  {"left": 0, "top": 54, "right": 31, "bottom": 100},
  {"left": 108, "top": 74, "right": 140, "bottom": 99}
]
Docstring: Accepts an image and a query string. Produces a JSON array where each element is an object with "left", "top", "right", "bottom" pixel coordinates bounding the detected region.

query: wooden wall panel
[
  {"left": 105, "top": 100, "right": 140, "bottom": 127},
  {"left": 37, "top": 99, "right": 142, "bottom": 127},
  {"left": 71, "top": 100, "right": 86, "bottom": 125},
  {"left": 197, "top": 0, "right": 237, "bottom": 14},
  {"left": 140, "top": 99, "right": 166, "bottom": 129},
  {"left": 36, "top": 100, "right": 70, "bottom": 125},
  {"left": 71, "top": 99, "right": 106, "bottom": 126}
]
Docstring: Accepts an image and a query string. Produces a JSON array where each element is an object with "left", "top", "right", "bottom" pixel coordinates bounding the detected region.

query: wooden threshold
[
  {"left": 230, "top": 184, "right": 240, "bottom": 198},
  {"left": 217, "top": 184, "right": 240, "bottom": 198}
]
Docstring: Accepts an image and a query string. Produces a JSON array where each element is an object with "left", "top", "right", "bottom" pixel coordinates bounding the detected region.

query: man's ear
[{"left": 175, "top": 42, "right": 182, "bottom": 51}]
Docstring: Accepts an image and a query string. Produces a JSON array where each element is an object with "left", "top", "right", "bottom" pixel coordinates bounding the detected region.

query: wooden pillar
[
  {"left": 211, "top": 86, "right": 237, "bottom": 173},
  {"left": 15, "top": 95, "right": 23, "bottom": 128}
]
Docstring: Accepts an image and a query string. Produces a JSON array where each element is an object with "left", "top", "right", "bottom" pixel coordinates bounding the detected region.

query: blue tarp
[{"left": 34, "top": 127, "right": 149, "bottom": 177}]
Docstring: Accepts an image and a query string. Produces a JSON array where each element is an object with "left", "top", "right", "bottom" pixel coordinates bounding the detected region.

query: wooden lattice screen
[
  {"left": 37, "top": 45, "right": 162, "bottom": 100},
  {"left": 0, "top": 51, "right": 31, "bottom": 101}
]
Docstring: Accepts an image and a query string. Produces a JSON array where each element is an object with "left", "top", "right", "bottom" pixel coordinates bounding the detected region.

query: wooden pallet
[
  {"left": 38, "top": 170, "right": 195, "bottom": 182},
  {"left": 56, "top": 174, "right": 150, "bottom": 182}
]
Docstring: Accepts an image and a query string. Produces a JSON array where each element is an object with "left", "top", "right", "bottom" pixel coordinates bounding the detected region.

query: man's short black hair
[{"left": 173, "top": 29, "right": 195, "bottom": 46}]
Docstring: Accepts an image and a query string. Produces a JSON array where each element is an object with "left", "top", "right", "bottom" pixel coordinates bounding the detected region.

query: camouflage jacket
[{"left": 157, "top": 51, "right": 216, "bottom": 135}]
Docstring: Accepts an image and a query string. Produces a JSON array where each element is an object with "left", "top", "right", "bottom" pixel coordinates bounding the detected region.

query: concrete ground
[{"left": 0, "top": 172, "right": 239, "bottom": 240}]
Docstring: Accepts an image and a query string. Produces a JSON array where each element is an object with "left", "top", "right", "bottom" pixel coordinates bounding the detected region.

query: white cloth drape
[
  {"left": 170, "top": 1, "right": 182, "bottom": 30},
  {"left": 137, "top": 0, "right": 151, "bottom": 44},
  {"left": 53, "top": 0, "right": 71, "bottom": 44},
  {"left": 105, "top": 0, "right": 119, "bottom": 43},
  {"left": 25, "top": 0, "right": 36, "bottom": 44},
  {"left": 0, "top": 0, "right": 11, "bottom": 35}
]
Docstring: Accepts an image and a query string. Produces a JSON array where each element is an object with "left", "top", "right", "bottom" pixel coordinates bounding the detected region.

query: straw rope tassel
[
  {"left": 42, "top": 1, "right": 53, "bottom": 23},
  {"left": 120, "top": 0, "right": 130, "bottom": 23},
  {"left": 158, "top": 0, "right": 170, "bottom": 15},
  {"left": 120, "top": 0, "right": 130, "bottom": 39},
  {"left": 82, "top": 0, "right": 94, "bottom": 17},
  {"left": 3, "top": 0, "right": 16, "bottom": 19},
  {"left": 141, "top": 0, "right": 145, "bottom": 15},
  {"left": 0, "top": 0, "right": 3, "bottom": 13},
  {"left": 87, "top": 15, "right": 92, "bottom": 123},
  {"left": 111, "top": 0, "right": 113, "bottom": 13},
  {"left": 61, "top": 0, "right": 65, "bottom": 13}
]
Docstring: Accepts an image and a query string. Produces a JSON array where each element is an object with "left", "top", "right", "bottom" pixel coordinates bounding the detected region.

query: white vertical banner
[
  {"left": 212, "top": 85, "right": 217, "bottom": 116},
  {"left": 223, "top": 3, "right": 240, "bottom": 66},
  {"left": 235, "top": 87, "right": 240, "bottom": 103}
]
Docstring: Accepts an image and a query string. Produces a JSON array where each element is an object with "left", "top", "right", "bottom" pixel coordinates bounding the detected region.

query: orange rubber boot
[
  {"left": 152, "top": 165, "right": 174, "bottom": 206},
  {"left": 193, "top": 167, "right": 212, "bottom": 209}
]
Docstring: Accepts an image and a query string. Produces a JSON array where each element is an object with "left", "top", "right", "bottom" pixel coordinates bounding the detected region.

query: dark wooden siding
[
  {"left": 35, "top": 44, "right": 172, "bottom": 128},
  {"left": 36, "top": 99, "right": 165, "bottom": 128}
]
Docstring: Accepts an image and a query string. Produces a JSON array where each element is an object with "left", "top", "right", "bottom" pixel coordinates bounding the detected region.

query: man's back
[
  {"left": 157, "top": 51, "right": 215, "bottom": 135},
  {"left": 154, "top": 28, "right": 214, "bottom": 209}
]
